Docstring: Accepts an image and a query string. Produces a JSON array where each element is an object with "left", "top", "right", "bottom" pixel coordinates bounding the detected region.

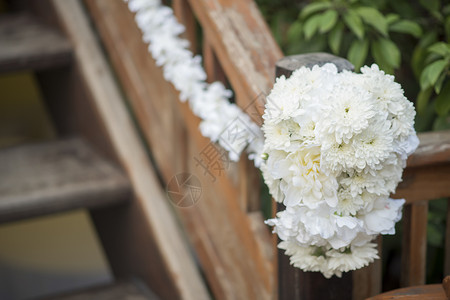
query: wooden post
[{"left": 275, "top": 53, "right": 368, "bottom": 300}]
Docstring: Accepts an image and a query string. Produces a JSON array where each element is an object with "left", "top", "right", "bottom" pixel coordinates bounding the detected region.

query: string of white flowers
[
  {"left": 262, "top": 63, "right": 419, "bottom": 278},
  {"left": 125, "top": 0, "right": 264, "bottom": 166}
]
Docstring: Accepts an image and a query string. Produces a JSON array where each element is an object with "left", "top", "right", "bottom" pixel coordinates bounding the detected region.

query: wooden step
[
  {"left": 0, "top": 138, "right": 130, "bottom": 223},
  {"left": 46, "top": 280, "right": 160, "bottom": 300},
  {"left": 0, "top": 13, "right": 72, "bottom": 73}
]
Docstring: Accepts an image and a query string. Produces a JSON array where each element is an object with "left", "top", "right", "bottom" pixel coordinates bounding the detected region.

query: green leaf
[
  {"left": 343, "top": 9, "right": 365, "bottom": 40},
  {"left": 372, "top": 37, "right": 401, "bottom": 70},
  {"left": 415, "top": 103, "right": 436, "bottom": 132},
  {"left": 303, "top": 14, "right": 323, "bottom": 40},
  {"left": 435, "top": 70, "right": 447, "bottom": 94},
  {"left": 433, "top": 114, "right": 450, "bottom": 131},
  {"left": 416, "top": 87, "right": 433, "bottom": 115},
  {"left": 319, "top": 10, "right": 338, "bottom": 33},
  {"left": 300, "top": 2, "right": 332, "bottom": 19},
  {"left": 287, "top": 21, "right": 303, "bottom": 45},
  {"left": 328, "top": 23, "right": 344, "bottom": 54},
  {"left": 348, "top": 38, "right": 369, "bottom": 70},
  {"left": 445, "top": 16, "right": 450, "bottom": 41},
  {"left": 389, "top": 20, "right": 423, "bottom": 38},
  {"left": 419, "top": 0, "right": 440, "bottom": 14},
  {"left": 355, "top": 6, "right": 388, "bottom": 36},
  {"left": 420, "top": 59, "right": 448, "bottom": 90},
  {"left": 435, "top": 81, "right": 450, "bottom": 116},
  {"left": 428, "top": 42, "right": 450, "bottom": 57},
  {"left": 386, "top": 13, "right": 400, "bottom": 25}
]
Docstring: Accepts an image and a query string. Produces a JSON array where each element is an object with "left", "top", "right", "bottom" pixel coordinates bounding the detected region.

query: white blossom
[{"left": 262, "top": 63, "right": 418, "bottom": 278}]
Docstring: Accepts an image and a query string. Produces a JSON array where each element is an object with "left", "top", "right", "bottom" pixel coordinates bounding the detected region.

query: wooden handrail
[
  {"left": 187, "top": 0, "right": 283, "bottom": 125},
  {"left": 84, "top": 0, "right": 450, "bottom": 299}
]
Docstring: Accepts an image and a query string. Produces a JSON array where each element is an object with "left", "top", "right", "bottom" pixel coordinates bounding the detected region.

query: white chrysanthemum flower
[
  {"left": 318, "top": 85, "right": 376, "bottom": 144},
  {"left": 351, "top": 120, "right": 394, "bottom": 171},
  {"left": 283, "top": 147, "right": 338, "bottom": 208},
  {"left": 327, "top": 243, "right": 379, "bottom": 274},
  {"left": 336, "top": 188, "right": 364, "bottom": 216},
  {"left": 320, "top": 139, "right": 356, "bottom": 174},
  {"left": 359, "top": 64, "right": 405, "bottom": 115},
  {"left": 279, "top": 242, "right": 329, "bottom": 275}
]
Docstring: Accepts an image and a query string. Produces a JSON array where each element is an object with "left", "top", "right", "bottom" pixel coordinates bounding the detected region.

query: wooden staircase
[{"left": 0, "top": 1, "right": 207, "bottom": 299}]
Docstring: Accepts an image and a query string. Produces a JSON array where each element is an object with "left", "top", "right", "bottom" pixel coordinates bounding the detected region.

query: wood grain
[
  {"left": 50, "top": 1, "right": 209, "bottom": 299},
  {"left": 173, "top": 0, "right": 197, "bottom": 54},
  {"left": 445, "top": 199, "right": 450, "bottom": 277},
  {"left": 0, "top": 138, "right": 130, "bottom": 223},
  {"left": 83, "top": 0, "right": 276, "bottom": 298},
  {"left": 353, "top": 236, "right": 383, "bottom": 300},
  {"left": 0, "top": 13, "right": 72, "bottom": 72},
  {"left": 187, "top": 0, "right": 283, "bottom": 125},
  {"left": 401, "top": 201, "right": 428, "bottom": 287},
  {"left": 407, "top": 130, "right": 450, "bottom": 168},
  {"left": 367, "top": 284, "right": 446, "bottom": 299},
  {"left": 393, "top": 164, "right": 450, "bottom": 203},
  {"left": 47, "top": 280, "right": 160, "bottom": 300}
]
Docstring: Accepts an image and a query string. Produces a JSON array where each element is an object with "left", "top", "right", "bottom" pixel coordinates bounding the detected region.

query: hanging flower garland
[
  {"left": 125, "top": 0, "right": 264, "bottom": 166},
  {"left": 126, "top": 0, "right": 419, "bottom": 278},
  {"left": 262, "top": 63, "right": 419, "bottom": 278}
]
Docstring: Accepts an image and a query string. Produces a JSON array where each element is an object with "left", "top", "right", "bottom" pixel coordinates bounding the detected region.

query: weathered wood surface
[
  {"left": 276, "top": 53, "right": 354, "bottom": 76},
  {"left": 50, "top": 1, "right": 209, "bottom": 299},
  {"left": 394, "top": 164, "right": 450, "bottom": 203},
  {"left": 407, "top": 130, "right": 450, "bottom": 168},
  {"left": 0, "top": 13, "right": 72, "bottom": 72},
  {"left": 84, "top": 0, "right": 276, "bottom": 298},
  {"left": 443, "top": 276, "right": 450, "bottom": 298},
  {"left": 446, "top": 199, "right": 450, "bottom": 277},
  {"left": 0, "top": 138, "right": 130, "bottom": 223},
  {"left": 401, "top": 201, "right": 428, "bottom": 287},
  {"left": 367, "top": 284, "right": 446, "bottom": 299},
  {"left": 353, "top": 236, "right": 383, "bottom": 300},
  {"left": 187, "top": 0, "right": 283, "bottom": 125},
  {"left": 47, "top": 280, "right": 159, "bottom": 300}
]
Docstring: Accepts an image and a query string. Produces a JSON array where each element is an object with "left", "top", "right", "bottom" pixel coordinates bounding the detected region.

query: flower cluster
[
  {"left": 126, "top": 0, "right": 264, "bottom": 165},
  {"left": 262, "top": 63, "right": 419, "bottom": 278}
]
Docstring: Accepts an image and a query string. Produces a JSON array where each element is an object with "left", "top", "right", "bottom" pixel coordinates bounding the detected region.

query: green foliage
[
  {"left": 256, "top": 0, "right": 450, "bottom": 285},
  {"left": 256, "top": 0, "right": 450, "bottom": 133}
]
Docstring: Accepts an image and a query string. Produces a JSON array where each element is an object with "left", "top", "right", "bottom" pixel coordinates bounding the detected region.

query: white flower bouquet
[{"left": 262, "top": 63, "right": 419, "bottom": 278}]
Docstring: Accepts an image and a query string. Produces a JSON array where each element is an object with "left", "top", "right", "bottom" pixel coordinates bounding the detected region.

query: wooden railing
[{"left": 84, "top": 0, "right": 450, "bottom": 299}]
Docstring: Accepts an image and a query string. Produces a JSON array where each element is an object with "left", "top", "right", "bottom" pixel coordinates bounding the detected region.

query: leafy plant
[{"left": 293, "top": 0, "right": 422, "bottom": 72}]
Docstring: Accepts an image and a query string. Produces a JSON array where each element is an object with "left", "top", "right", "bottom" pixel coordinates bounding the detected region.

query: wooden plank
[
  {"left": 0, "top": 138, "right": 130, "bottom": 223},
  {"left": 444, "top": 276, "right": 450, "bottom": 298},
  {"left": 407, "top": 130, "right": 450, "bottom": 168},
  {"left": 367, "top": 284, "right": 446, "bottom": 300},
  {"left": 393, "top": 164, "right": 450, "bottom": 203},
  {"left": 49, "top": 1, "right": 209, "bottom": 300},
  {"left": 401, "top": 201, "right": 428, "bottom": 287},
  {"left": 0, "top": 13, "right": 72, "bottom": 72},
  {"left": 187, "top": 0, "right": 283, "bottom": 125},
  {"left": 445, "top": 199, "right": 450, "bottom": 276},
  {"left": 353, "top": 236, "right": 383, "bottom": 300},
  {"left": 173, "top": 0, "right": 197, "bottom": 53},
  {"left": 203, "top": 40, "right": 227, "bottom": 84},
  {"left": 83, "top": 1, "right": 276, "bottom": 298},
  {"left": 47, "top": 280, "right": 159, "bottom": 300}
]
